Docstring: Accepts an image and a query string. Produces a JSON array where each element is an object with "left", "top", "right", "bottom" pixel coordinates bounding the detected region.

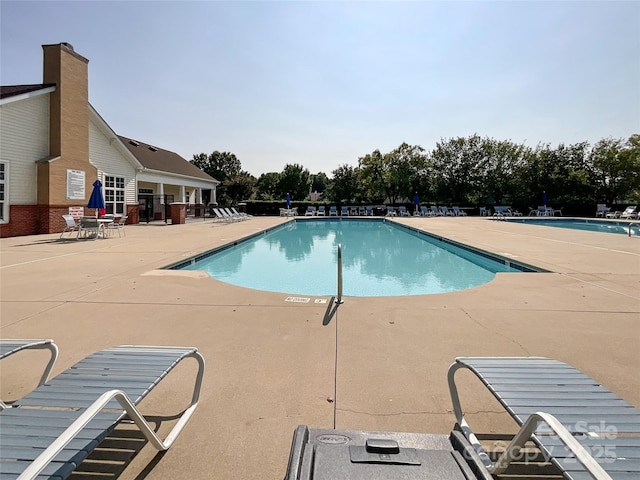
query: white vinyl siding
[
  {"left": 0, "top": 94, "right": 49, "bottom": 209},
  {"left": 89, "top": 120, "right": 137, "bottom": 205}
]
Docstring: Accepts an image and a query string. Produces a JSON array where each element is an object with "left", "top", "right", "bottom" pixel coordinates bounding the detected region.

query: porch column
[
  {"left": 196, "top": 188, "right": 202, "bottom": 204},
  {"left": 180, "top": 185, "right": 186, "bottom": 203},
  {"left": 158, "top": 183, "right": 165, "bottom": 204}
]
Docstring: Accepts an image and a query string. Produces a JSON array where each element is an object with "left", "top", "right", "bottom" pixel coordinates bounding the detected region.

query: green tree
[
  {"left": 590, "top": 136, "right": 640, "bottom": 204},
  {"left": 327, "top": 164, "right": 360, "bottom": 203},
  {"left": 191, "top": 151, "right": 241, "bottom": 181},
  {"left": 388, "top": 143, "right": 426, "bottom": 203},
  {"left": 358, "top": 149, "right": 387, "bottom": 202},
  {"left": 256, "top": 172, "right": 281, "bottom": 200},
  {"left": 191, "top": 151, "right": 244, "bottom": 205},
  {"left": 225, "top": 171, "right": 256, "bottom": 204},
  {"left": 277, "top": 164, "right": 311, "bottom": 201},
  {"left": 311, "top": 172, "right": 329, "bottom": 194},
  {"left": 430, "top": 135, "right": 486, "bottom": 204},
  {"left": 480, "top": 138, "right": 528, "bottom": 206}
]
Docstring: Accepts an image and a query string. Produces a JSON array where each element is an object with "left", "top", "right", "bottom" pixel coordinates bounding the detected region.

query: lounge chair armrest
[{"left": 492, "top": 411, "right": 612, "bottom": 480}]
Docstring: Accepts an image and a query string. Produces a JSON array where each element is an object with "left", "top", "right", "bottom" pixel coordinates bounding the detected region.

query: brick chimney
[{"left": 38, "top": 42, "right": 96, "bottom": 212}]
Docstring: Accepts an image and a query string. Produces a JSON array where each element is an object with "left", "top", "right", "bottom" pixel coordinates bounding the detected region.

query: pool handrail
[{"left": 336, "top": 243, "right": 343, "bottom": 304}]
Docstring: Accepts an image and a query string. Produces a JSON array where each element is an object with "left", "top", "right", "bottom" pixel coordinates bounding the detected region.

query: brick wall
[
  {"left": 1, "top": 203, "right": 139, "bottom": 238},
  {"left": 0, "top": 205, "right": 40, "bottom": 237}
]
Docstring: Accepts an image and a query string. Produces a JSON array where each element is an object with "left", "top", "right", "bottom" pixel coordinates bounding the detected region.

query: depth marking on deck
[
  {"left": 314, "top": 299, "right": 328, "bottom": 304},
  {"left": 285, "top": 297, "right": 310, "bottom": 303}
]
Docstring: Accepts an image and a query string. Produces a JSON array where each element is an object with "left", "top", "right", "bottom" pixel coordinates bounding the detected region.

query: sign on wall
[
  {"left": 68, "top": 206, "right": 84, "bottom": 219},
  {"left": 66, "top": 169, "right": 85, "bottom": 200}
]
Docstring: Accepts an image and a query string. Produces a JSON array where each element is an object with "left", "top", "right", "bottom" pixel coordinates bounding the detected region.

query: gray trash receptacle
[{"left": 284, "top": 425, "right": 492, "bottom": 480}]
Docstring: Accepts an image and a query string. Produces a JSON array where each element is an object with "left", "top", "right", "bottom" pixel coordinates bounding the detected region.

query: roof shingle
[{"left": 118, "top": 135, "right": 218, "bottom": 183}]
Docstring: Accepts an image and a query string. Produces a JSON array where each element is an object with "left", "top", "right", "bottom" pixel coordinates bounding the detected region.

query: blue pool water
[
  {"left": 506, "top": 218, "right": 639, "bottom": 236},
  {"left": 173, "top": 219, "right": 535, "bottom": 297}
]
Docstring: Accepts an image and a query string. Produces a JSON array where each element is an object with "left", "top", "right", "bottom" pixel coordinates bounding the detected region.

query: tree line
[{"left": 191, "top": 134, "right": 640, "bottom": 209}]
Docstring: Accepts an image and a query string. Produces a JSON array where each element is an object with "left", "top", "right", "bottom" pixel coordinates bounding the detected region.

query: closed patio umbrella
[
  {"left": 542, "top": 191, "right": 548, "bottom": 207},
  {"left": 413, "top": 193, "right": 419, "bottom": 214},
  {"left": 87, "top": 179, "right": 105, "bottom": 217},
  {"left": 286, "top": 193, "right": 291, "bottom": 209}
]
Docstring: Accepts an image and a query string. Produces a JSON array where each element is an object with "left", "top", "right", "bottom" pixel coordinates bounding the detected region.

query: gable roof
[
  {"left": 0, "top": 84, "right": 55, "bottom": 99},
  {"left": 118, "top": 135, "right": 218, "bottom": 183}
]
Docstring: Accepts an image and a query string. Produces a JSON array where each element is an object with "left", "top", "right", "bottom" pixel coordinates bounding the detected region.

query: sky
[{"left": 1, "top": 1, "right": 639, "bottom": 178}]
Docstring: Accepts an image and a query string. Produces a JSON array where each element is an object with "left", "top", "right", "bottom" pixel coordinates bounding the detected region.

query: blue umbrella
[
  {"left": 413, "top": 193, "right": 419, "bottom": 214},
  {"left": 87, "top": 179, "right": 105, "bottom": 215},
  {"left": 286, "top": 193, "right": 291, "bottom": 209},
  {"left": 542, "top": 191, "right": 548, "bottom": 207}
]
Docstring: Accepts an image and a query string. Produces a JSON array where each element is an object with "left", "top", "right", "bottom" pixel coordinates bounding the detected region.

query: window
[
  {"left": 104, "top": 175, "right": 125, "bottom": 215},
  {"left": 0, "top": 162, "right": 7, "bottom": 223}
]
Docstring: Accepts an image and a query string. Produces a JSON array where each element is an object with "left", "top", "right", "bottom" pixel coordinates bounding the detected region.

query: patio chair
[
  {"left": 329, "top": 206, "right": 338, "bottom": 216},
  {"left": 451, "top": 206, "right": 467, "bottom": 216},
  {"left": 77, "top": 217, "right": 102, "bottom": 240},
  {"left": 105, "top": 215, "right": 127, "bottom": 237},
  {"left": 398, "top": 206, "right": 410, "bottom": 216},
  {"left": 304, "top": 206, "right": 316, "bottom": 216},
  {"left": 0, "top": 345, "right": 205, "bottom": 480},
  {"left": 448, "top": 356, "right": 640, "bottom": 480},
  {"left": 595, "top": 204, "right": 610, "bottom": 218},
  {"left": 341, "top": 206, "right": 349, "bottom": 216},
  {"left": 478, "top": 207, "right": 489, "bottom": 217},
  {"left": 420, "top": 205, "right": 430, "bottom": 216},
  {"left": 385, "top": 206, "right": 396, "bottom": 217},
  {"left": 350, "top": 206, "right": 358, "bottom": 216},
  {"left": 60, "top": 215, "right": 79, "bottom": 239},
  {"left": 365, "top": 206, "right": 374, "bottom": 216},
  {"left": 430, "top": 206, "right": 443, "bottom": 216},
  {"left": 317, "top": 206, "right": 326, "bottom": 216},
  {"left": 0, "top": 339, "right": 59, "bottom": 409}
]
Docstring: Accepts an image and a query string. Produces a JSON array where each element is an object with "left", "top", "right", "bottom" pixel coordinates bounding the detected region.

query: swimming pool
[
  {"left": 505, "top": 217, "right": 639, "bottom": 236},
  {"left": 169, "top": 219, "right": 540, "bottom": 297}
]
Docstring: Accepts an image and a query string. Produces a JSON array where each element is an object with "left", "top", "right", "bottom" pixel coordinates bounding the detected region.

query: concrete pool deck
[{"left": 1, "top": 216, "right": 638, "bottom": 479}]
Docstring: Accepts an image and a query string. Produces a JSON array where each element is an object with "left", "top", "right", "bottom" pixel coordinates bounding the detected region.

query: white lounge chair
[
  {"left": 620, "top": 206, "right": 638, "bottom": 219},
  {"left": 448, "top": 356, "right": 640, "bottom": 480},
  {"left": 329, "top": 206, "right": 338, "bottom": 216},
  {"left": 231, "top": 207, "right": 251, "bottom": 219},
  {"left": 224, "top": 207, "right": 245, "bottom": 221},
  {"left": 451, "top": 206, "right": 467, "bottom": 216},
  {"left": 429, "top": 206, "right": 442, "bottom": 216},
  {"left": 0, "top": 345, "right": 204, "bottom": 479},
  {"left": 317, "top": 206, "right": 326, "bottom": 216},
  {"left": 0, "top": 339, "right": 59, "bottom": 408},
  {"left": 439, "top": 206, "right": 454, "bottom": 216},
  {"left": 341, "top": 206, "right": 349, "bottom": 216},
  {"left": 304, "top": 206, "right": 316, "bottom": 216},
  {"left": 398, "top": 206, "right": 410, "bottom": 216}
]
